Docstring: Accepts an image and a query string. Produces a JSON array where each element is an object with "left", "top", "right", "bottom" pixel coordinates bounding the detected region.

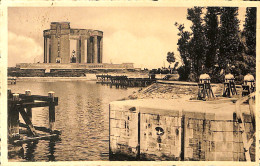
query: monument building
[
  {"left": 14, "top": 22, "right": 135, "bottom": 76},
  {"left": 43, "top": 22, "right": 103, "bottom": 64}
]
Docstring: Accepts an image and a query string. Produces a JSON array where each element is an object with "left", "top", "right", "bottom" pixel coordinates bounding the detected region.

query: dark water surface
[{"left": 8, "top": 80, "right": 137, "bottom": 161}]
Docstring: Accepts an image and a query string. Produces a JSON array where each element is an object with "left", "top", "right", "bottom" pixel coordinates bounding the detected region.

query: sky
[{"left": 8, "top": 7, "right": 246, "bottom": 69}]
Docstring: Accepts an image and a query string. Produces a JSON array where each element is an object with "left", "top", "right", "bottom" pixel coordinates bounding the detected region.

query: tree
[
  {"left": 187, "top": 7, "right": 207, "bottom": 81},
  {"left": 167, "top": 52, "right": 175, "bottom": 64},
  {"left": 242, "top": 7, "right": 256, "bottom": 76},
  {"left": 175, "top": 22, "right": 192, "bottom": 81},
  {"left": 175, "top": 7, "right": 251, "bottom": 83},
  {"left": 204, "top": 7, "right": 220, "bottom": 70},
  {"left": 219, "top": 7, "right": 243, "bottom": 73}
]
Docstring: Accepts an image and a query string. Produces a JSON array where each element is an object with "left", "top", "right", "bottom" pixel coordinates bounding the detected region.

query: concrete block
[
  {"left": 166, "top": 116, "right": 172, "bottom": 126},
  {"left": 185, "top": 147, "right": 193, "bottom": 158},
  {"left": 119, "top": 119, "right": 126, "bottom": 129},
  {"left": 112, "top": 127, "right": 120, "bottom": 137},
  {"left": 233, "top": 152, "right": 239, "bottom": 161},
  {"left": 114, "top": 110, "right": 122, "bottom": 120},
  {"left": 205, "top": 113, "right": 215, "bottom": 120},
  {"left": 222, "top": 121, "right": 233, "bottom": 131},
  {"left": 224, "top": 132, "right": 234, "bottom": 142},
  {"left": 215, "top": 152, "right": 234, "bottom": 161},
  {"left": 110, "top": 110, "right": 116, "bottom": 119},
  {"left": 233, "top": 142, "right": 243, "bottom": 153},
  {"left": 206, "top": 151, "right": 216, "bottom": 161},
  {"left": 110, "top": 136, "right": 118, "bottom": 151},
  {"left": 212, "top": 132, "right": 224, "bottom": 141},
  {"left": 215, "top": 141, "right": 233, "bottom": 152},
  {"left": 211, "top": 121, "right": 222, "bottom": 131},
  {"left": 110, "top": 119, "right": 116, "bottom": 128}
]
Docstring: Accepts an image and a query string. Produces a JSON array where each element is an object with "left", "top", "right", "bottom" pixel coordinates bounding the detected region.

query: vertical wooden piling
[
  {"left": 181, "top": 115, "right": 186, "bottom": 161},
  {"left": 9, "top": 94, "right": 20, "bottom": 138},
  {"left": 109, "top": 104, "right": 111, "bottom": 160},
  {"left": 25, "top": 90, "right": 32, "bottom": 121},
  {"left": 48, "top": 91, "right": 55, "bottom": 131},
  {"left": 137, "top": 111, "right": 141, "bottom": 160},
  {"left": 8, "top": 88, "right": 12, "bottom": 98}
]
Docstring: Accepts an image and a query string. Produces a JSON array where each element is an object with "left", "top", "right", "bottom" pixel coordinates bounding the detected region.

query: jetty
[
  {"left": 96, "top": 74, "right": 156, "bottom": 88},
  {"left": 8, "top": 89, "right": 60, "bottom": 145}
]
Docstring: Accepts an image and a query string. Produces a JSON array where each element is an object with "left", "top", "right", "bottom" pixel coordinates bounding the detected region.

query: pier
[
  {"left": 8, "top": 89, "right": 60, "bottom": 145},
  {"left": 96, "top": 74, "right": 156, "bottom": 88}
]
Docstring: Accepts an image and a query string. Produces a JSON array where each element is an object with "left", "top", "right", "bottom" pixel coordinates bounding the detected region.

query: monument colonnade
[{"left": 43, "top": 22, "right": 103, "bottom": 64}]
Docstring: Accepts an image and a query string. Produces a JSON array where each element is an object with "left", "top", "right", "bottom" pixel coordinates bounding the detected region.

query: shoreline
[{"left": 14, "top": 77, "right": 97, "bottom": 81}]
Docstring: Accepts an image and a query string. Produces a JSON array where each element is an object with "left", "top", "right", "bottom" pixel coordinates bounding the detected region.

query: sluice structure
[
  {"left": 242, "top": 74, "right": 255, "bottom": 96},
  {"left": 223, "top": 74, "right": 237, "bottom": 97},
  {"left": 109, "top": 89, "right": 255, "bottom": 161}
]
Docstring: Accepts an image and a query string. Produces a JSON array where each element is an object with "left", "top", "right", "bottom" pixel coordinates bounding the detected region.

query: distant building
[
  {"left": 43, "top": 22, "right": 103, "bottom": 64},
  {"left": 14, "top": 22, "right": 136, "bottom": 75}
]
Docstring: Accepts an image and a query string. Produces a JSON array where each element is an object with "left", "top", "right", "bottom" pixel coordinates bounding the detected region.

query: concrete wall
[{"left": 109, "top": 99, "right": 255, "bottom": 161}]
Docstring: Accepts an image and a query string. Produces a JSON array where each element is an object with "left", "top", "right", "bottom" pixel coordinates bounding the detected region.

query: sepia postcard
[{"left": 0, "top": 1, "right": 259, "bottom": 166}]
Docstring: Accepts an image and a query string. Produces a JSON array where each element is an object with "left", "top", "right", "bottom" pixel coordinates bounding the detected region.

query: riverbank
[
  {"left": 14, "top": 76, "right": 96, "bottom": 81},
  {"left": 11, "top": 73, "right": 170, "bottom": 83}
]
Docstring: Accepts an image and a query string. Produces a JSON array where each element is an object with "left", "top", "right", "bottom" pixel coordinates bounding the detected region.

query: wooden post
[
  {"left": 181, "top": 115, "right": 186, "bottom": 161},
  {"left": 19, "top": 107, "right": 37, "bottom": 136},
  {"left": 25, "top": 90, "right": 32, "bottom": 121},
  {"left": 9, "top": 94, "right": 20, "bottom": 138},
  {"left": 7, "top": 88, "right": 12, "bottom": 99},
  {"left": 109, "top": 104, "right": 111, "bottom": 160},
  {"left": 249, "top": 97, "right": 256, "bottom": 132},
  {"left": 48, "top": 91, "right": 55, "bottom": 131},
  {"left": 137, "top": 111, "right": 141, "bottom": 160}
]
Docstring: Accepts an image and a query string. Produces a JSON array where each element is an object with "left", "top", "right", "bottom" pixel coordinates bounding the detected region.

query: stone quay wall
[
  {"left": 8, "top": 63, "right": 136, "bottom": 77},
  {"left": 109, "top": 99, "right": 255, "bottom": 161},
  {"left": 16, "top": 63, "right": 134, "bottom": 70}
]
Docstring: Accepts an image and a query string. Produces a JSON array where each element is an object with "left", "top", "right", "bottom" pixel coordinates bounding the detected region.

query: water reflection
[
  {"left": 24, "top": 141, "right": 38, "bottom": 161},
  {"left": 8, "top": 80, "right": 137, "bottom": 161},
  {"left": 47, "top": 138, "right": 57, "bottom": 161}
]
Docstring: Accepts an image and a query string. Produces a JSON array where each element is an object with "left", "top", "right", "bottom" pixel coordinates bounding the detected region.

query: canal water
[{"left": 8, "top": 80, "right": 138, "bottom": 161}]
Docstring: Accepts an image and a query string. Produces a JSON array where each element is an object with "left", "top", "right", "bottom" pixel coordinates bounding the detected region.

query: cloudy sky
[{"left": 8, "top": 7, "right": 246, "bottom": 69}]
